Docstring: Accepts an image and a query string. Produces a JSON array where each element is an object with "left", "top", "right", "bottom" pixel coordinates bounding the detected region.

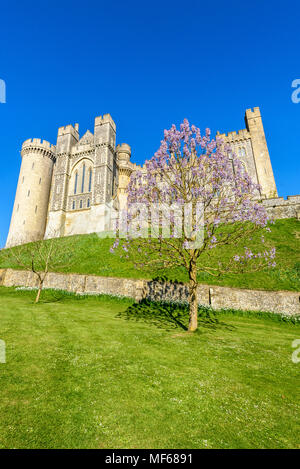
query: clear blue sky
[{"left": 0, "top": 0, "right": 299, "bottom": 246}]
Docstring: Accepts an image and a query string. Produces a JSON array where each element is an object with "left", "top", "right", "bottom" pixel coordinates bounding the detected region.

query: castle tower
[
  {"left": 93, "top": 114, "right": 117, "bottom": 205},
  {"left": 245, "top": 107, "right": 277, "bottom": 198},
  {"left": 6, "top": 138, "right": 56, "bottom": 247},
  {"left": 45, "top": 114, "right": 118, "bottom": 238},
  {"left": 45, "top": 124, "right": 79, "bottom": 238},
  {"left": 217, "top": 107, "right": 277, "bottom": 199},
  {"left": 116, "top": 143, "right": 133, "bottom": 210}
]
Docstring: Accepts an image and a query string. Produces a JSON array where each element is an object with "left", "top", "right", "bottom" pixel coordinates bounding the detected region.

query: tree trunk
[
  {"left": 35, "top": 281, "right": 43, "bottom": 303},
  {"left": 188, "top": 259, "right": 198, "bottom": 332}
]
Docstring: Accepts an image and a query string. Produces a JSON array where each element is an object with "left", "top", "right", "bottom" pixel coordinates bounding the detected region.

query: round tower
[
  {"left": 6, "top": 138, "right": 56, "bottom": 247},
  {"left": 116, "top": 143, "right": 133, "bottom": 210}
]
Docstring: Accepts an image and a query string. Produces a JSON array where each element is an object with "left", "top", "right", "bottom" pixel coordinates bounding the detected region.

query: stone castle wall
[
  {"left": 261, "top": 195, "right": 300, "bottom": 219},
  {"left": 6, "top": 139, "right": 56, "bottom": 247},
  {"left": 1, "top": 268, "right": 299, "bottom": 316},
  {"left": 6, "top": 108, "right": 299, "bottom": 248},
  {"left": 217, "top": 107, "right": 278, "bottom": 199}
]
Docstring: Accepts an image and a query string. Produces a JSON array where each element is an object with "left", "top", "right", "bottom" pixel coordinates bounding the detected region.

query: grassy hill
[
  {"left": 0, "top": 287, "right": 299, "bottom": 449},
  {"left": 0, "top": 218, "right": 299, "bottom": 292}
]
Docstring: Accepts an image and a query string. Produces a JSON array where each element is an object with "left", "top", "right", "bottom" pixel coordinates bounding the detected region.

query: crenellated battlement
[
  {"left": 116, "top": 143, "right": 131, "bottom": 156},
  {"left": 216, "top": 128, "right": 250, "bottom": 141},
  {"left": 7, "top": 107, "right": 292, "bottom": 249},
  {"left": 94, "top": 113, "right": 116, "bottom": 131},
  {"left": 57, "top": 124, "right": 79, "bottom": 139},
  {"left": 262, "top": 195, "right": 300, "bottom": 206},
  {"left": 117, "top": 144, "right": 132, "bottom": 175},
  {"left": 245, "top": 107, "right": 261, "bottom": 119},
  {"left": 22, "top": 138, "right": 56, "bottom": 153},
  {"left": 261, "top": 195, "right": 300, "bottom": 220},
  {"left": 217, "top": 107, "right": 262, "bottom": 141}
]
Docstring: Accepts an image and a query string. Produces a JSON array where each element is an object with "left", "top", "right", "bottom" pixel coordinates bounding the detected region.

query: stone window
[
  {"left": 87, "top": 198, "right": 90, "bottom": 208},
  {"left": 69, "top": 159, "right": 93, "bottom": 207},
  {"left": 74, "top": 171, "right": 78, "bottom": 195},
  {"left": 81, "top": 164, "right": 86, "bottom": 193},
  {"left": 88, "top": 168, "right": 92, "bottom": 192},
  {"left": 72, "top": 201, "right": 75, "bottom": 210}
]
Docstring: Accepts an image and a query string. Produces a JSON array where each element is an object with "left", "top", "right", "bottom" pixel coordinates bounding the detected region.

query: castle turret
[
  {"left": 245, "top": 107, "right": 278, "bottom": 198},
  {"left": 217, "top": 107, "right": 278, "bottom": 200},
  {"left": 44, "top": 124, "right": 79, "bottom": 238},
  {"left": 6, "top": 139, "right": 56, "bottom": 247},
  {"left": 116, "top": 143, "right": 133, "bottom": 210},
  {"left": 94, "top": 114, "right": 116, "bottom": 204}
]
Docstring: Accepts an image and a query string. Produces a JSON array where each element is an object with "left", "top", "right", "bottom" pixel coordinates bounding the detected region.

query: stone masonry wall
[
  {"left": 0, "top": 268, "right": 299, "bottom": 316},
  {"left": 261, "top": 195, "right": 300, "bottom": 220}
]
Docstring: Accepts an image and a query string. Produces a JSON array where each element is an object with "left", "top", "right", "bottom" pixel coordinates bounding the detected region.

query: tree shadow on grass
[
  {"left": 35, "top": 289, "right": 80, "bottom": 304},
  {"left": 116, "top": 299, "right": 235, "bottom": 332}
]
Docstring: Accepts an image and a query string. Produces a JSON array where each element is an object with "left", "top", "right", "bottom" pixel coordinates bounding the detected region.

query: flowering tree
[{"left": 111, "top": 119, "right": 275, "bottom": 331}]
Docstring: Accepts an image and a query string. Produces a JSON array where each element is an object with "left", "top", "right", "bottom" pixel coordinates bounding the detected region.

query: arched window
[
  {"left": 87, "top": 198, "right": 90, "bottom": 208},
  {"left": 74, "top": 172, "right": 78, "bottom": 195},
  {"left": 81, "top": 164, "right": 86, "bottom": 193},
  {"left": 88, "top": 168, "right": 92, "bottom": 192}
]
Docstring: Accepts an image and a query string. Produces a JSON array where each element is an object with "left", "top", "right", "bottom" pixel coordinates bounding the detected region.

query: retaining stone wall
[{"left": 0, "top": 268, "right": 299, "bottom": 316}]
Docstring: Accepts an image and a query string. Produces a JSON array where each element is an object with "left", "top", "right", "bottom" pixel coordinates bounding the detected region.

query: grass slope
[
  {"left": 1, "top": 218, "right": 299, "bottom": 291},
  {"left": 0, "top": 287, "right": 299, "bottom": 449}
]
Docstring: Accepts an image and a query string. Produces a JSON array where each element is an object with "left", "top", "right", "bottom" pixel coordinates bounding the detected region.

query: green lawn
[
  {"left": 1, "top": 218, "right": 299, "bottom": 291},
  {"left": 0, "top": 287, "right": 299, "bottom": 449}
]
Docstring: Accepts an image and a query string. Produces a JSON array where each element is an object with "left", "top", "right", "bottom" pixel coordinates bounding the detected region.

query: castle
[{"left": 6, "top": 107, "right": 300, "bottom": 247}]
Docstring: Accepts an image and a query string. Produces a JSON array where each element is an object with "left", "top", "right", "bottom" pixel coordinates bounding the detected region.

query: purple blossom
[{"left": 114, "top": 118, "right": 275, "bottom": 284}]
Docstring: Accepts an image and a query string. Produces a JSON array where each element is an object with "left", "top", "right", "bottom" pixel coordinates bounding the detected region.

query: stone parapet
[{"left": 262, "top": 195, "right": 300, "bottom": 219}]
